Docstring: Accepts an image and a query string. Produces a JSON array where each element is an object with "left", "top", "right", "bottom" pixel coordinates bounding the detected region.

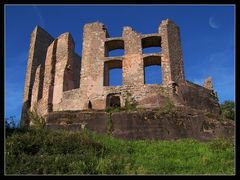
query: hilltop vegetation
[
  {"left": 5, "top": 128, "right": 234, "bottom": 175},
  {"left": 5, "top": 100, "right": 235, "bottom": 175},
  {"left": 220, "top": 101, "right": 235, "bottom": 120}
]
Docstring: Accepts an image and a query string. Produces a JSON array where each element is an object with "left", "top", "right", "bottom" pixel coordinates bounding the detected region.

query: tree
[{"left": 220, "top": 100, "right": 235, "bottom": 120}]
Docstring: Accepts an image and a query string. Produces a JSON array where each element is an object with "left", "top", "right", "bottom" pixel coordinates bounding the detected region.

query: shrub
[
  {"left": 5, "top": 116, "right": 20, "bottom": 136},
  {"left": 124, "top": 92, "right": 137, "bottom": 111},
  {"left": 27, "top": 104, "right": 45, "bottom": 129},
  {"left": 220, "top": 101, "right": 235, "bottom": 120},
  {"left": 208, "top": 138, "right": 234, "bottom": 152},
  {"left": 106, "top": 114, "right": 113, "bottom": 134},
  {"left": 156, "top": 98, "right": 175, "bottom": 116},
  {"left": 5, "top": 116, "right": 17, "bottom": 129},
  {"left": 96, "top": 155, "right": 125, "bottom": 174}
]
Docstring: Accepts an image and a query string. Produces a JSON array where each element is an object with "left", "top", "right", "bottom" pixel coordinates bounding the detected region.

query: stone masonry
[{"left": 21, "top": 19, "right": 220, "bottom": 128}]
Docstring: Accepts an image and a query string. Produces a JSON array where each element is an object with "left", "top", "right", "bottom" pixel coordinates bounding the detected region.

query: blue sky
[{"left": 5, "top": 5, "right": 235, "bottom": 124}]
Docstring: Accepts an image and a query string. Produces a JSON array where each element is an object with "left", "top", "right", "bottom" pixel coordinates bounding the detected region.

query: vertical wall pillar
[
  {"left": 52, "top": 33, "right": 75, "bottom": 108},
  {"left": 159, "top": 19, "right": 185, "bottom": 86},
  {"left": 73, "top": 53, "right": 81, "bottom": 89},
  {"left": 41, "top": 39, "right": 58, "bottom": 115},
  {"left": 30, "top": 65, "right": 41, "bottom": 111},
  {"left": 79, "top": 22, "right": 107, "bottom": 109},
  {"left": 122, "top": 27, "right": 144, "bottom": 85},
  {"left": 20, "top": 26, "right": 54, "bottom": 127}
]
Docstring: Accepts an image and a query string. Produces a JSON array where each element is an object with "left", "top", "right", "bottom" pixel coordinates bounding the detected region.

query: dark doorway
[
  {"left": 88, "top": 101, "right": 92, "bottom": 109},
  {"left": 106, "top": 94, "right": 121, "bottom": 108}
]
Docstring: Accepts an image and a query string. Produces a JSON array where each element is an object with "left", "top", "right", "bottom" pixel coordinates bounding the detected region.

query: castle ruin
[{"left": 20, "top": 19, "right": 233, "bottom": 140}]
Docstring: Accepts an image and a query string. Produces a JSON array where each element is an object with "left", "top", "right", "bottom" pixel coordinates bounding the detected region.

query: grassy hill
[{"left": 5, "top": 128, "right": 235, "bottom": 175}]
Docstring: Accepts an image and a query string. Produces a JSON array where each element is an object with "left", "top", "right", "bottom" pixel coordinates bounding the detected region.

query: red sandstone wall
[
  {"left": 45, "top": 109, "right": 234, "bottom": 141},
  {"left": 159, "top": 19, "right": 185, "bottom": 85},
  {"left": 21, "top": 20, "right": 221, "bottom": 127},
  {"left": 21, "top": 26, "right": 54, "bottom": 127},
  {"left": 176, "top": 81, "right": 220, "bottom": 114}
]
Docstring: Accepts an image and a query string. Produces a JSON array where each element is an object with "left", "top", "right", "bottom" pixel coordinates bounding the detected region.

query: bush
[
  {"left": 155, "top": 98, "right": 175, "bottom": 116},
  {"left": 124, "top": 92, "right": 137, "bottom": 111},
  {"left": 27, "top": 105, "right": 45, "bottom": 129},
  {"left": 106, "top": 114, "right": 113, "bottom": 134},
  {"left": 5, "top": 116, "right": 23, "bottom": 136},
  {"left": 5, "top": 116, "right": 17, "bottom": 129},
  {"left": 208, "top": 138, "right": 234, "bottom": 152},
  {"left": 5, "top": 129, "right": 108, "bottom": 174},
  {"left": 220, "top": 101, "right": 235, "bottom": 120},
  {"left": 96, "top": 155, "right": 126, "bottom": 174}
]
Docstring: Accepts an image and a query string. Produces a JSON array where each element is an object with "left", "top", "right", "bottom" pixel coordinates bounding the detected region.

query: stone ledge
[{"left": 45, "top": 108, "right": 234, "bottom": 141}]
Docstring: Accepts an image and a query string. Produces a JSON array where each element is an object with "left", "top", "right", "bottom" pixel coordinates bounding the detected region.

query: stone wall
[
  {"left": 73, "top": 53, "right": 81, "bottom": 89},
  {"left": 159, "top": 19, "right": 185, "bottom": 85},
  {"left": 176, "top": 81, "right": 220, "bottom": 114},
  {"left": 78, "top": 22, "right": 107, "bottom": 110},
  {"left": 57, "top": 84, "right": 173, "bottom": 111},
  {"left": 31, "top": 65, "right": 41, "bottom": 110},
  {"left": 52, "top": 33, "right": 75, "bottom": 106},
  {"left": 45, "top": 109, "right": 234, "bottom": 141},
  {"left": 21, "top": 19, "right": 221, "bottom": 128},
  {"left": 122, "top": 27, "right": 144, "bottom": 85},
  {"left": 21, "top": 26, "right": 54, "bottom": 127},
  {"left": 41, "top": 39, "right": 58, "bottom": 115}
]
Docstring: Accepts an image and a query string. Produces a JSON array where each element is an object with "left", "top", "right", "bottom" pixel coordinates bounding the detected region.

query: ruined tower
[
  {"left": 21, "top": 19, "right": 220, "bottom": 127},
  {"left": 20, "top": 26, "right": 54, "bottom": 127}
]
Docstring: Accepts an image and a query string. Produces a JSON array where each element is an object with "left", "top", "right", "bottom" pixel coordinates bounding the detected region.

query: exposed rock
[{"left": 204, "top": 76, "right": 214, "bottom": 90}]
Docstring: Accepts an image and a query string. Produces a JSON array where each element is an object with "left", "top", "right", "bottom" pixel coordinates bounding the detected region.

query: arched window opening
[
  {"left": 105, "top": 39, "right": 124, "bottom": 57},
  {"left": 141, "top": 35, "right": 161, "bottom": 54},
  {"left": 143, "top": 56, "right": 162, "bottom": 84},
  {"left": 104, "top": 60, "right": 122, "bottom": 86}
]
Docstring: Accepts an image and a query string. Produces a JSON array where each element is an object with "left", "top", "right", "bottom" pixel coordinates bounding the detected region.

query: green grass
[{"left": 5, "top": 128, "right": 235, "bottom": 175}]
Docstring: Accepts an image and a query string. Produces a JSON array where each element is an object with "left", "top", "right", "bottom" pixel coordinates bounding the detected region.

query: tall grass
[{"left": 5, "top": 129, "right": 235, "bottom": 175}]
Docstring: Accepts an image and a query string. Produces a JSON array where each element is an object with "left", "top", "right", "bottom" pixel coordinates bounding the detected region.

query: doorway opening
[{"left": 106, "top": 93, "right": 121, "bottom": 108}]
